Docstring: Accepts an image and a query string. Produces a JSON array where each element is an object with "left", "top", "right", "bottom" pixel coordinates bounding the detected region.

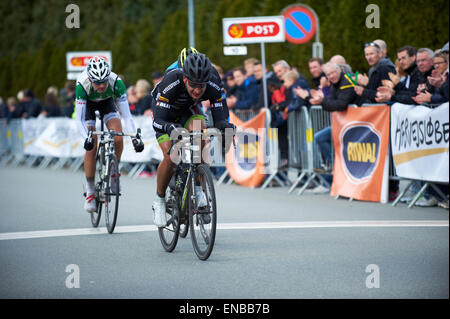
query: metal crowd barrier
[{"left": 287, "top": 106, "right": 333, "bottom": 195}]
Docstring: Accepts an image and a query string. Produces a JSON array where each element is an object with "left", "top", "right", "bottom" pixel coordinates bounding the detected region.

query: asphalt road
[{"left": 0, "top": 165, "right": 448, "bottom": 299}]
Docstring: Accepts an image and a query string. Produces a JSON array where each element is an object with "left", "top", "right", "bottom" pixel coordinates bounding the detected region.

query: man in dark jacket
[
  {"left": 355, "top": 42, "right": 396, "bottom": 103},
  {"left": 21, "top": 89, "right": 42, "bottom": 118},
  {"left": 391, "top": 46, "right": 423, "bottom": 104},
  {"left": 227, "top": 68, "right": 259, "bottom": 110}
]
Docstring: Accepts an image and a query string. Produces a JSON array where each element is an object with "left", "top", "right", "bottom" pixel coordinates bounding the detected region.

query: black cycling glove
[
  {"left": 132, "top": 138, "right": 144, "bottom": 152},
  {"left": 84, "top": 137, "right": 94, "bottom": 151}
]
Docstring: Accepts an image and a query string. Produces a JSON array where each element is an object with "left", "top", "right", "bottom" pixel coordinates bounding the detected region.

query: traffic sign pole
[{"left": 260, "top": 42, "right": 268, "bottom": 109}]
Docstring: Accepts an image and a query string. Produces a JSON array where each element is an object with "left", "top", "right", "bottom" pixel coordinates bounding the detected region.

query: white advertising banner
[
  {"left": 19, "top": 117, "right": 163, "bottom": 162},
  {"left": 390, "top": 102, "right": 449, "bottom": 182},
  {"left": 33, "top": 119, "right": 84, "bottom": 158},
  {"left": 120, "top": 116, "right": 163, "bottom": 163}
]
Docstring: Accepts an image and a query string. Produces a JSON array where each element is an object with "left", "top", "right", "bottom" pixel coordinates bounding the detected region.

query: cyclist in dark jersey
[
  {"left": 162, "top": 47, "right": 230, "bottom": 121},
  {"left": 151, "top": 53, "right": 234, "bottom": 227}
]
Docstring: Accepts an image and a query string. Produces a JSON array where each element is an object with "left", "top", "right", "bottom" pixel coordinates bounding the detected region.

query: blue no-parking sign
[{"left": 282, "top": 5, "right": 317, "bottom": 44}]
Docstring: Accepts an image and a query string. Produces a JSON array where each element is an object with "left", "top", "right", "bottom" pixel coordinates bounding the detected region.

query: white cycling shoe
[
  {"left": 195, "top": 186, "right": 207, "bottom": 207},
  {"left": 84, "top": 193, "right": 97, "bottom": 213},
  {"left": 152, "top": 196, "right": 167, "bottom": 227}
]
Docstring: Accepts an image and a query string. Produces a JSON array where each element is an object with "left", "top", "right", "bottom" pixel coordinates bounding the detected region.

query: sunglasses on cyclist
[
  {"left": 91, "top": 79, "right": 108, "bottom": 85},
  {"left": 186, "top": 79, "right": 207, "bottom": 89}
]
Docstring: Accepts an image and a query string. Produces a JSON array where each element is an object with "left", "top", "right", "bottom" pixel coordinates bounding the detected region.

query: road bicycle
[
  {"left": 158, "top": 130, "right": 220, "bottom": 260},
  {"left": 85, "top": 116, "right": 142, "bottom": 234}
]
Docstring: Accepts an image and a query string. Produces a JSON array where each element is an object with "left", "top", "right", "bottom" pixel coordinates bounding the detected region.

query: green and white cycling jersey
[
  {"left": 75, "top": 70, "right": 136, "bottom": 139},
  {"left": 76, "top": 70, "right": 126, "bottom": 102}
]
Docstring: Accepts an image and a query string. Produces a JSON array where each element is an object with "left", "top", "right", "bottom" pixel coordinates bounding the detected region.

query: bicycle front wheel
[
  {"left": 105, "top": 154, "right": 119, "bottom": 234},
  {"left": 189, "top": 164, "right": 217, "bottom": 261},
  {"left": 158, "top": 187, "right": 181, "bottom": 252},
  {"left": 91, "top": 152, "right": 103, "bottom": 227}
]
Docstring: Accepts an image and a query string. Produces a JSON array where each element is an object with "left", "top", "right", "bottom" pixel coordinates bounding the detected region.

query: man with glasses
[
  {"left": 354, "top": 42, "right": 396, "bottom": 103},
  {"left": 75, "top": 56, "right": 144, "bottom": 213},
  {"left": 151, "top": 53, "right": 234, "bottom": 227}
]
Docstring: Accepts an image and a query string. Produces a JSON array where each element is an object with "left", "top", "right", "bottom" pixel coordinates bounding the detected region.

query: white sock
[{"left": 86, "top": 180, "right": 95, "bottom": 195}]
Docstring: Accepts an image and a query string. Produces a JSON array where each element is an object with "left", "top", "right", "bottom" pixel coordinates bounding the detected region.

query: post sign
[
  {"left": 66, "top": 51, "right": 112, "bottom": 80},
  {"left": 222, "top": 16, "right": 285, "bottom": 44}
]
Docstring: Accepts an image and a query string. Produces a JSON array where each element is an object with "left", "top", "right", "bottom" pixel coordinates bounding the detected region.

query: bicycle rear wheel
[
  {"left": 189, "top": 164, "right": 217, "bottom": 260},
  {"left": 105, "top": 154, "right": 119, "bottom": 234},
  {"left": 158, "top": 187, "right": 181, "bottom": 252}
]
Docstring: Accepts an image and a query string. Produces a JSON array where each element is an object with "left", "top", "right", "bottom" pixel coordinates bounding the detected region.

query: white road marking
[{"left": 0, "top": 220, "right": 448, "bottom": 241}]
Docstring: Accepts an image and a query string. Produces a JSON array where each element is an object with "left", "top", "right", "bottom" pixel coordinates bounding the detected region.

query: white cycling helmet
[{"left": 87, "top": 56, "right": 111, "bottom": 82}]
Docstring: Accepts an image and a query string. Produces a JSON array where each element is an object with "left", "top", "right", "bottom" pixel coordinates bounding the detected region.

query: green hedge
[{"left": 0, "top": 0, "right": 448, "bottom": 100}]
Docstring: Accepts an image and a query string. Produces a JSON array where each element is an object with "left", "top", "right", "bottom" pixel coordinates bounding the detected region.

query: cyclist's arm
[
  {"left": 152, "top": 96, "right": 178, "bottom": 134},
  {"left": 75, "top": 83, "right": 89, "bottom": 139},
  {"left": 114, "top": 78, "right": 137, "bottom": 134},
  {"left": 206, "top": 81, "right": 226, "bottom": 127}
]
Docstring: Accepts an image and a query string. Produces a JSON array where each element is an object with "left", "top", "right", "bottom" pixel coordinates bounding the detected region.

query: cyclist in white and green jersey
[{"left": 75, "top": 56, "right": 144, "bottom": 213}]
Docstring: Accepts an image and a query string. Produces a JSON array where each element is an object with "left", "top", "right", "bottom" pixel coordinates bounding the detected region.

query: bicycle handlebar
[{"left": 91, "top": 128, "right": 141, "bottom": 139}]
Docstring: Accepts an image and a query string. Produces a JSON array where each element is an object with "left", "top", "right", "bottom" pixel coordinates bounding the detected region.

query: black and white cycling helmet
[
  {"left": 182, "top": 53, "right": 211, "bottom": 83},
  {"left": 87, "top": 56, "right": 111, "bottom": 82}
]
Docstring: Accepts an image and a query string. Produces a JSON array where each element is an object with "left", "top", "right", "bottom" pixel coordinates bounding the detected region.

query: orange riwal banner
[
  {"left": 330, "top": 105, "right": 390, "bottom": 202},
  {"left": 225, "top": 109, "right": 267, "bottom": 188}
]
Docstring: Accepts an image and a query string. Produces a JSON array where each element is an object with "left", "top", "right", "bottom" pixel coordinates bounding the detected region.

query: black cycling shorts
[{"left": 84, "top": 97, "right": 120, "bottom": 127}]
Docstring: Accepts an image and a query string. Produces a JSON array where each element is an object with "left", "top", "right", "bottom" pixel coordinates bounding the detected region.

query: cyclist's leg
[
  {"left": 184, "top": 112, "right": 209, "bottom": 208},
  {"left": 156, "top": 134, "right": 175, "bottom": 197},
  {"left": 83, "top": 104, "right": 98, "bottom": 212},
  {"left": 102, "top": 97, "right": 123, "bottom": 162},
  {"left": 184, "top": 106, "right": 208, "bottom": 164},
  {"left": 84, "top": 125, "right": 98, "bottom": 180}
]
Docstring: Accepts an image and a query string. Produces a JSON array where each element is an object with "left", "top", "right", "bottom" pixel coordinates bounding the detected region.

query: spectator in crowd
[
  {"left": 270, "top": 61, "right": 310, "bottom": 166},
  {"left": 379, "top": 46, "right": 420, "bottom": 104},
  {"left": 330, "top": 55, "right": 353, "bottom": 75},
  {"left": 273, "top": 70, "right": 305, "bottom": 124},
  {"left": 354, "top": 42, "right": 396, "bottom": 104},
  {"left": 440, "top": 42, "right": 449, "bottom": 60},
  {"left": 252, "top": 61, "right": 277, "bottom": 110},
  {"left": 414, "top": 50, "right": 449, "bottom": 104},
  {"left": 0, "top": 97, "right": 8, "bottom": 119},
  {"left": 226, "top": 68, "right": 259, "bottom": 110},
  {"left": 308, "top": 58, "right": 326, "bottom": 89},
  {"left": 212, "top": 63, "right": 224, "bottom": 81},
  {"left": 151, "top": 71, "right": 163, "bottom": 89},
  {"left": 294, "top": 62, "right": 360, "bottom": 193},
  {"left": 127, "top": 85, "right": 139, "bottom": 115},
  {"left": 272, "top": 60, "right": 290, "bottom": 81},
  {"left": 60, "top": 81, "right": 76, "bottom": 118},
  {"left": 41, "top": 91, "right": 62, "bottom": 117},
  {"left": 135, "top": 79, "right": 153, "bottom": 116},
  {"left": 224, "top": 70, "right": 236, "bottom": 97},
  {"left": 415, "top": 48, "right": 435, "bottom": 92},
  {"left": 427, "top": 51, "right": 449, "bottom": 101},
  {"left": 244, "top": 57, "right": 259, "bottom": 85},
  {"left": 7, "top": 97, "right": 24, "bottom": 121},
  {"left": 21, "top": 89, "right": 42, "bottom": 118},
  {"left": 373, "top": 39, "right": 396, "bottom": 69}
]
